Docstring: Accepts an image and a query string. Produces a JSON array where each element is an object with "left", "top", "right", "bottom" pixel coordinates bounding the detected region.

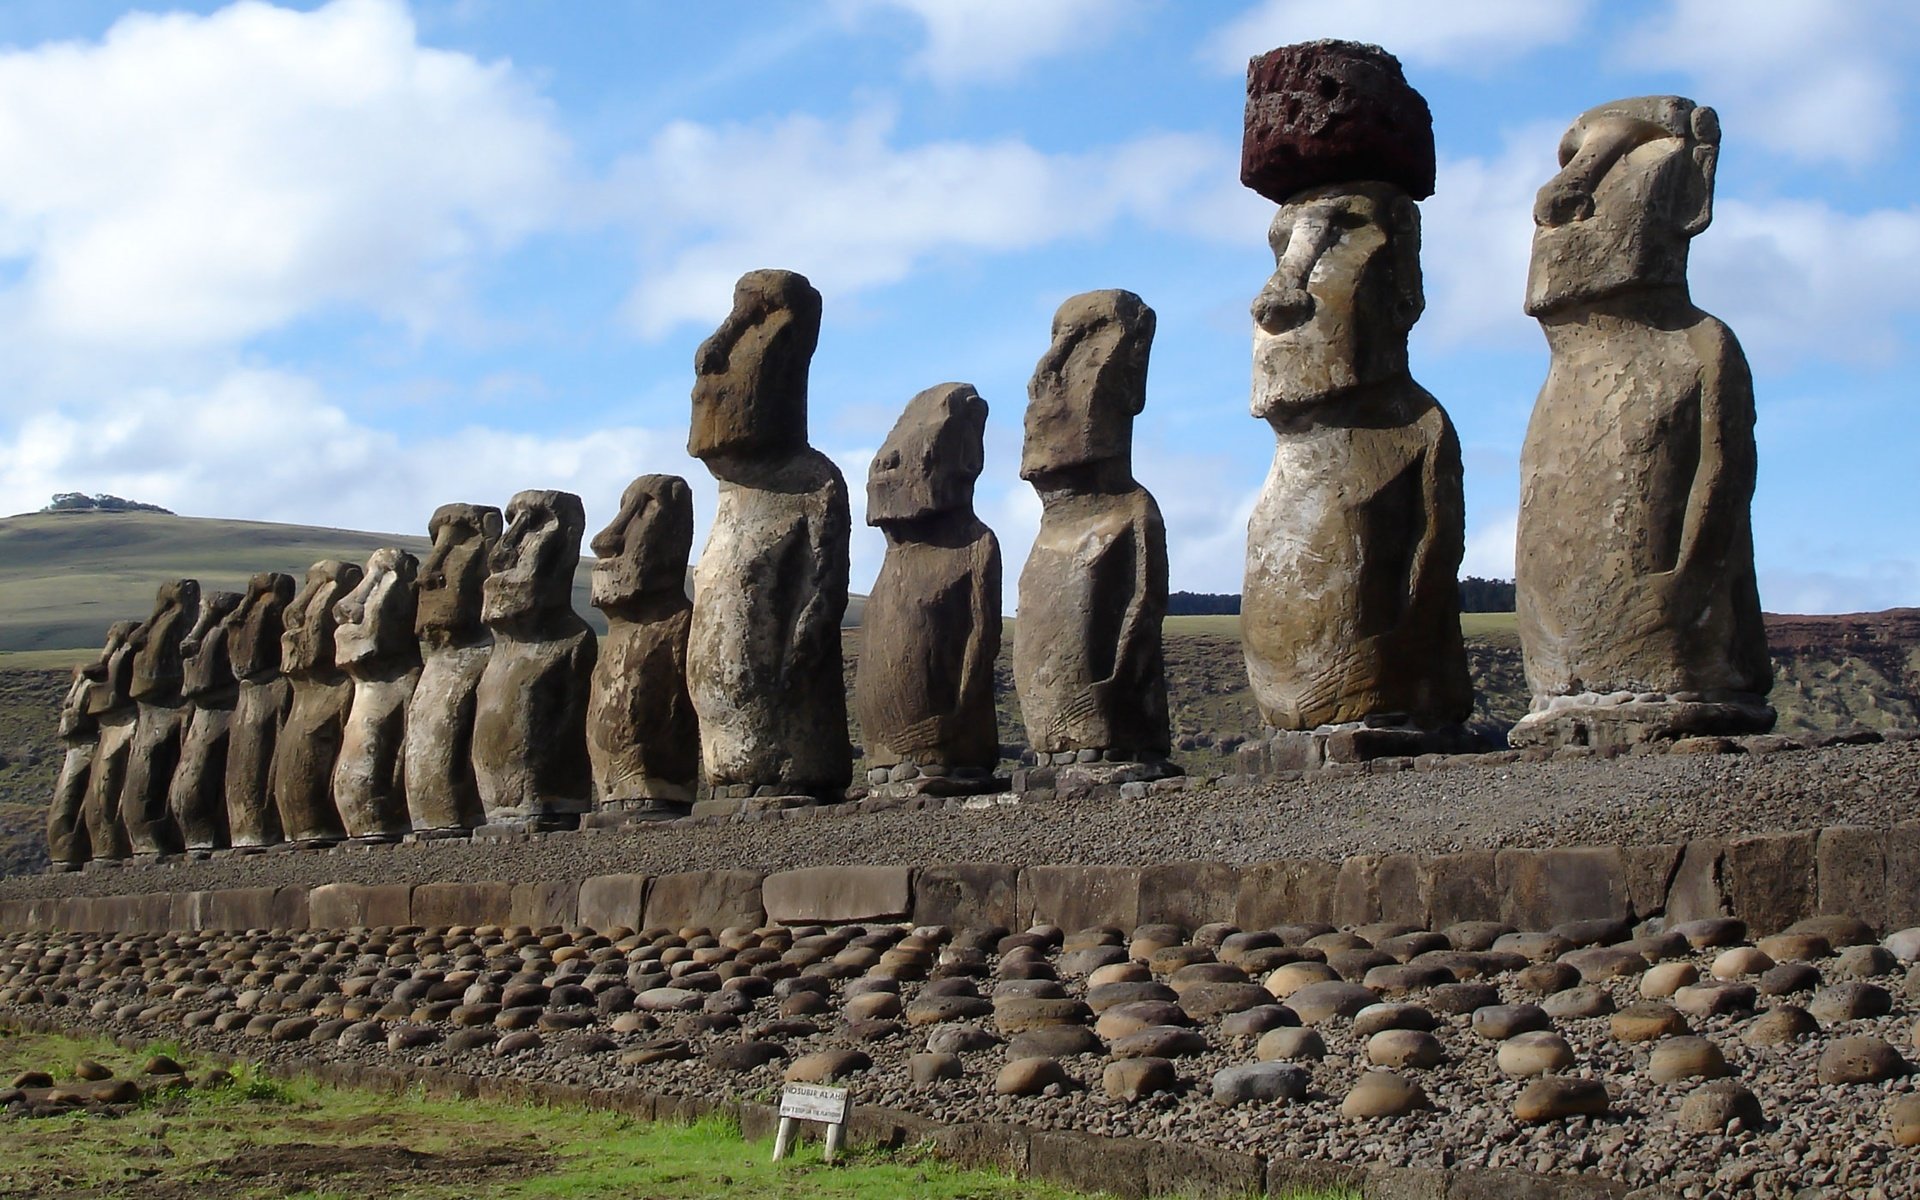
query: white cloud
[
  {"left": 1415, "top": 121, "right": 1562, "bottom": 350},
  {"left": 1759, "top": 563, "right": 1920, "bottom": 616},
  {"left": 0, "top": 0, "right": 567, "bottom": 351},
  {"left": 607, "top": 107, "right": 1238, "bottom": 338},
  {"left": 841, "top": 0, "right": 1141, "bottom": 86},
  {"left": 1461, "top": 508, "right": 1517, "bottom": 580},
  {"left": 1617, "top": 0, "right": 1918, "bottom": 166},
  {"left": 1203, "top": 0, "right": 1592, "bottom": 73}
]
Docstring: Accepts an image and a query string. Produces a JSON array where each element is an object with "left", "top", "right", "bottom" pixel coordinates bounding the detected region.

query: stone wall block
[
  {"left": 1724, "top": 831, "right": 1816, "bottom": 936},
  {"left": 1029, "top": 1130, "right": 1152, "bottom": 1199},
  {"left": 1663, "top": 840, "right": 1727, "bottom": 925},
  {"left": 911, "top": 864, "right": 1020, "bottom": 931},
  {"left": 1495, "top": 847, "right": 1628, "bottom": 931},
  {"left": 270, "top": 884, "right": 310, "bottom": 932},
  {"left": 411, "top": 881, "right": 512, "bottom": 929},
  {"left": 1420, "top": 851, "right": 1499, "bottom": 927},
  {"left": 1018, "top": 865, "right": 1143, "bottom": 932},
  {"left": 763, "top": 865, "right": 913, "bottom": 925},
  {"left": 577, "top": 874, "right": 651, "bottom": 934},
  {"left": 206, "top": 888, "right": 277, "bottom": 932},
  {"left": 1138, "top": 862, "right": 1240, "bottom": 928},
  {"left": 1333, "top": 855, "right": 1382, "bottom": 927},
  {"left": 1816, "top": 825, "right": 1888, "bottom": 932},
  {"left": 1145, "top": 1143, "right": 1264, "bottom": 1199},
  {"left": 1235, "top": 859, "right": 1339, "bottom": 929},
  {"left": 1887, "top": 822, "right": 1920, "bottom": 931},
  {"left": 642, "top": 869, "right": 764, "bottom": 933},
  {"left": 1623, "top": 844, "right": 1683, "bottom": 922},
  {"left": 1377, "top": 853, "right": 1425, "bottom": 927},
  {"left": 510, "top": 880, "right": 580, "bottom": 930},
  {"left": 308, "top": 882, "right": 413, "bottom": 929}
]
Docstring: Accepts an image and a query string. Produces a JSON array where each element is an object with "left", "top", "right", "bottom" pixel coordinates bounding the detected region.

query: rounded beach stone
[
  {"left": 1542, "top": 987, "right": 1614, "bottom": 1019},
  {"left": 926, "top": 1023, "right": 1000, "bottom": 1055},
  {"left": 1514, "top": 963, "right": 1581, "bottom": 996},
  {"left": 1495, "top": 932, "right": 1574, "bottom": 962},
  {"left": 1648, "top": 1036, "right": 1730, "bottom": 1084},
  {"left": 1367, "top": 1029, "right": 1444, "bottom": 1069},
  {"left": 1513, "top": 1076, "right": 1609, "bottom": 1122},
  {"left": 1087, "top": 981, "right": 1178, "bottom": 1013},
  {"left": 1711, "top": 947, "right": 1774, "bottom": 979},
  {"left": 1743, "top": 1006, "right": 1818, "bottom": 1047},
  {"left": 1757, "top": 932, "right": 1831, "bottom": 962},
  {"left": 1340, "top": 1069, "right": 1427, "bottom": 1119},
  {"left": 785, "top": 1048, "right": 871, "bottom": 1083},
  {"left": 1497, "top": 1031, "right": 1575, "bottom": 1077},
  {"left": 1363, "top": 964, "right": 1455, "bottom": 995},
  {"left": 1816, "top": 1035, "right": 1907, "bottom": 1084},
  {"left": 1560, "top": 945, "right": 1646, "bottom": 982},
  {"left": 1265, "top": 962, "right": 1340, "bottom": 998},
  {"left": 1641, "top": 962, "right": 1699, "bottom": 999},
  {"left": 494, "top": 1030, "right": 542, "bottom": 1056},
  {"left": 993, "top": 997, "right": 1089, "bottom": 1034},
  {"left": 1220, "top": 1005, "right": 1296, "bottom": 1039},
  {"left": 1831, "top": 944, "right": 1896, "bottom": 979},
  {"left": 1884, "top": 928, "right": 1920, "bottom": 963},
  {"left": 1758, "top": 961, "right": 1820, "bottom": 996},
  {"left": 1785, "top": 915, "right": 1873, "bottom": 947},
  {"left": 1672, "top": 982, "right": 1756, "bottom": 1019},
  {"left": 1888, "top": 1093, "right": 1920, "bottom": 1147},
  {"left": 1472, "top": 1004, "right": 1550, "bottom": 1040},
  {"left": 1170, "top": 961, "right": 1248, "bottom": 989},
  {"left": 1089, "top": 962, "right": 1153, "bottom": 988},
  {"left": 1353, "top": 1003, "right": 1437, "bottom": 1036},
  {"left": 906, "top": 995, "right": 993, "bottom": 1025},
  {"left": 1257, "top": 1027, "right": 1327, "bottom": 1061},
  {"left": 1211, "top": 1061, "right": 1309, "bottom": 1107},
  {"left": 996, "top": 1056, "right": 1070, "bottom": 1097},
  {"left": 1808, "top": 982, "right": 1893, "bottom": 1024},
  {"left": 1179, "top": 983, "right": 1273, "bottom": 1021},
  {"left": 1286, "top": 980, "right": 1378, "bottom": 1024},
  {"left": 1095, "top": 1001, "right": 1189, "bottom": 1040},
  {"left": 1103, "top": 1056, "right": 1179, "bottom": 1101},
  {"left": 1429, "top": 983, "right": 1501, "bottom": 1015},
  {"left": 1671, "top": 918, "right": 1746, "bottom": 949},
  {"left": 1443, "top": 922, "right": 1516, "bottom": 952},
  {"left": 844, "top": 991, "right": 902, "bottom": 1021},
  {"left": 1678, "top": 1080, "right": 1765, "bottom": 1134},
  {"left": 1006, "top": 1026, "right": 1103, "bottom": 1058},
  {"left": 908, "top": 1052, "right": 963, "bottom": 1084},
  {"left": 707, "top": 1041, "right": 786, "bottom": 1072},
  {"left": 1611, "top": 1002, "right": 1688, "bottom": 1042},
  {"left": 1110, "top": 1026, "right": 1209, "bottom": 1059}
]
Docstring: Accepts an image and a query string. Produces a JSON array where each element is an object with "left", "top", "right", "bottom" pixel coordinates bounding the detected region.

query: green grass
[{"left": 0, "top": 649, "right": 94, "bottom": 672}]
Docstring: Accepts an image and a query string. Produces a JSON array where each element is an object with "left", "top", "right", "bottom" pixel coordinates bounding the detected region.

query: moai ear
[
  {"left": 480, "top": 508, "right": 505, "bottom": 541},
  {"left": 1388, "top": 191, "right": 1426, "bottom": 332},
  {"left": 1680, "top": 105, "right": 1719, "bottom": 237}
]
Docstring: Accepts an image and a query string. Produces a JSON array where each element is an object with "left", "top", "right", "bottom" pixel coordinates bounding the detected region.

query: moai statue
[
  {"left": 1513, "top": 95, "right": 1772, "bottom": 749},
  {"left": 687, "top": 269, "right": 852, "bottom": 806},
  {"left": 473, "top": 490, "right": 597, "bottom": 827},
  {"left": 224, "top": 572, "right": 295, "bottom": 849},
  {"left": 167, "top": 589, "right": 243, "bottom": 852},
  {"left": 46, "top": 658, "right": 106, "bottom": 870},
  {"left": 587, "top": 475, "right": 698, "bottom": 817},
  {"left": 855, "top": 383, "right": 1002, "bottom": 794},
  {"left": 1237, "top": 41, "right": 1472, "bottom": 767},
  {"left": 271, "top": 560, "right": 363, "bottom": 846},
  {"left": 404, "top": 503, "right": 501, "bottom": 836},
  {"left": 80, "top": 620, "right": 140, "bottom": 861},
  {"left": 1012, "top": 289, "right": 1172, "bottom": 775},
  {"left": 122, "top": 579, "right": 199, "bottom": 857},
  {"left": 332, "top": 548, "right": 422, "bottom": 842}
]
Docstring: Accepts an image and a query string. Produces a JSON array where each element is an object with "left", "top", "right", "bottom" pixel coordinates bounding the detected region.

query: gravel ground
[
  {"left": 5, "top": 915, "right": 1920, "bottom": 1199},
  {"left": 3, "top": 737, "right": 1918, "bottom": 902}
]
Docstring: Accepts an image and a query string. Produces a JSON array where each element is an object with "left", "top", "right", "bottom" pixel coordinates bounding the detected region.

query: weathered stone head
[
  {"left": 180, "top": 590, "right": 243, "bottom": 701},
  {"left": 130, "top": 579, "right": 200, "bottom": 703},
  {"left": 484, "top": 490, "right": 586, "bottom": 627},
  {"left": 688, "top": 269, "right": 822, "bottom": 463},
  {"left": 81, "top": 621, "right": 139, "bottom": 718},
  {"left": 869, "top": 383, "right": 988, "bottom": 527},
  {"left": 334, "top": 548, "right": 421, "bottom": 668},
  {"left": 61, "top": 662, "right": 102, "bottom": 740},
  {"left": 1526, "top": 95, "right": 1718, "bottom": 317},
  {"left": 1021, "top": 290, "right": 1154, "bottom": 482},
  {"left": 591, "top": 475, "right": 693, "bottom": 612},
  {"left": 226, "top": 572, "right": 296, "bottom": 682},
  {"left": 1241, "top": 40, "right": 1434, "bottom": 204},
  {"left": 1252, "top": 182, "right": 1422, "bottom": 416},
  {"left": 416, "top": 503, "right": 502, "bottom": 643},
  {"left": 282, "top": 561, "right": 364, "bottom": 675}
]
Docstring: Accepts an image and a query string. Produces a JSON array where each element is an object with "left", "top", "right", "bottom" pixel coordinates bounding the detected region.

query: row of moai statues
[{"left": 1234, "top": 40, "right": 1770, "bottom": 765}]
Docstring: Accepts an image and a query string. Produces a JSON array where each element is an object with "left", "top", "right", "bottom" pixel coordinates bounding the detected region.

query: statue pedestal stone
[
  {"left": 861, "top": 758, "right": 1003, "bottom": 800},
  {"left": 1239, "top": 720, "right": 1477, "bottom": 774},
  {"left": 1014, "top": 755, "right": 1182, "bottom": 801},
  {"left": 1509, "top": 693, "right": 1774, "bottom": 752}
]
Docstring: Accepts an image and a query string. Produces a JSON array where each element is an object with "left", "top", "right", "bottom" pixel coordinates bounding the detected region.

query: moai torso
[
  {"left": 1012, "top": 290, "right": 1169, "bottom": 759},
  {"left": 81, "top": 621, "right": 140, "bottom": 861},
  {"left": 473, "top": 490, "right": 597, "bottom": 825},
  {"left": 686, "top": 269, "right": 852, "bottom": 795},
  {"left": 123, "top": 579, "right": 199, "bottom": 856},
  {"left": 332, "top": 548, "right": 422, "bottom": 841},
  {"left": 272, "top": 560, "right": 362, "bottom": 845},
  {"left": 47, "top": 658, "right": 104, "bottom": 868},
  {"left": 588, "top": 475, "right": 698, "bottom": 812},
  {"left": 855, "top": 384, "right": 1002, "bottom": 774},
  {"left": 224, "top": 572, "right": 295, "bottom": 847},
  {"left": 1514, "top": 96, "right": 1770, "bottom": 729},
  {"left": 169, "top": 589, "right": 242, "bottom": 850},
  {"left": 404, "top": 504, "right": 500, "bottom": 833}
]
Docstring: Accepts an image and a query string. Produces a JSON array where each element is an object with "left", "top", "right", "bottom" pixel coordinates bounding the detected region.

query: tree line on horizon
[{"left": 1170, "top": 577, "right": 1516, "bottom": 615}]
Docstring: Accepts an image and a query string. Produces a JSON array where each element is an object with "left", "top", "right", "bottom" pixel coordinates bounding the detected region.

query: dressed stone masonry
[
  {"left": 856, "top": 383, "right": 1002, "bottom": 793},
  {"left": 1013, "top": 289, "right": 1171, "bottom": 773},
  {"left": 272, "top": 561, "right": 363, "bottom": 847},
  {"left": 687, "top": 269, "right": 853, "bottom": 806},
  {"left": 122, "top": 579, "right": 199, "bottom": 858},
  {"left": 1514, "top": 96, "right": 1772, "bottom": 750},
  {"left": 331, "top": 548, "right": 422, "bottom": 843},
  {"left": 588, "top": 474, "right": 699, "bottom": 816},
  {"left": 473, "top": 490, "right": 597, "bottom": 829},
  {"left": 404, "top": 504, "right": 501, "bottom": 837},
  {"left": 1238, "top": 41, "right": 1471, "bottom": 767},
  {"left": 167, "top": 589, "right": 243, "bottom": 852},
  {"left": 223, "top": 573, "right": 295, "bottom": 850}
]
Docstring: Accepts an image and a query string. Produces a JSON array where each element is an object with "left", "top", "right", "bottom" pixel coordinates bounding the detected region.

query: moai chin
[
  {"left": 588, "top": 474, "right": 698, "bottom": 816},
  {"left": 855, "top": 382, "right": 1003, "bottom": 792},
  {"left": 1012, "top": 289, "right": 1172, "bottom": 771},
  {"left": 1236, "top": 40, "right": 1473, "bottom": 763},
  {"left": 80, "top": 620, "right": 140, "bottom": 861},
  {"left": 472, "top": 489, "right": 597, "bottom": 827},
  {"left": 167, "top": 589, "right": 243, "bottom": 852},
  {"left": 404, "top": 503, "right": 501, "bottom": 835},
  {"left": 332, "top": 548, "right": 422, "bottom": 842},
  {"left": 271, "top": 560, "right": 363, "bottom": 846},
  {"left": 122, "top": 578, "right": 199, "bottom": 858},
  {"left": 687, "top": 269, "right": 853, "bottom": 805},
  {"left": 223, "top": 572, "right": 295, "bottom": 849},
  {"left": 46, "top": 653, "right": 107, "bottom": 869},
  {"left": 1513, "top": 95, "right": 1772, "bottom": 750}
]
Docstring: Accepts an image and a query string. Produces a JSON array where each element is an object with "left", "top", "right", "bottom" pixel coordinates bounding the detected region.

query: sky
[{"left": 0, "top": 0, "right": 1914, "bottom": 615}]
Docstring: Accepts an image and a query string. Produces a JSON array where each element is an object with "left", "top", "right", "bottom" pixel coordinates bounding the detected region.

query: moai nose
[{"left": 1535, "top": 181, "right": 1595, "bottom": 228}]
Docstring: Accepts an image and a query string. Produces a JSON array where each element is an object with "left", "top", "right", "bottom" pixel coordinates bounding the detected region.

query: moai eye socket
[{"left": 1558, "top": 124, "right": 1584, "bottom": 168}]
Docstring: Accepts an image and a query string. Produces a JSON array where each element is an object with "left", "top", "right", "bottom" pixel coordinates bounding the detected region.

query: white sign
[{"left": 779, "top": 1083, "right": 851, "bottom": 1124}]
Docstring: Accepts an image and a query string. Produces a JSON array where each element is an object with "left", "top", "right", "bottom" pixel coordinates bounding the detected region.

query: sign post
[{"left": 772, "top": 1082, "right": 853, "bottom": 1164}]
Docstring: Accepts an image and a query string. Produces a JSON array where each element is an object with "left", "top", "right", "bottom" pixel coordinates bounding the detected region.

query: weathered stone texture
[
  {"left": 1241, "top": 40, "right": 1434, "bottom": 204},
  {"left": 272, "top": 561, "right": 362, "bottom": 845},
  {"left": 123, "top": 579, "right": 198, "bottom": 856},
  {"left": 223, "top": 573, "right": 295, "bottom": 848},
  {"left": 411, "top": 881, "right": 511, "bottom": 928},
  {"left": 46, "top": 662, "right": 100, "bottom": 868},
  {"left": 643, "top": 869, "right": 765, "bottom": 933},
  {"left": 331, "top": 548, "right": 421, "bottom": 841},
  {"left": 911, "top": 864, "right": 1020, "bottom": 931},
  {"left": 80, "top": 621, "right": 140, "bottom": 861},
  {"left": 405, "top": 503, "right": 501, "bottom": 834},
  {"left": 169, "top": 590, "right": 242, "bottom": 851},
  {"left": 1724, "top": 831, "right": 1815, "bottom": 935},
  {"left": 1020, "top": 865, "right": 1143, "bottom": 931},
  {"left": 1496, "top": 847, "right": 1629, "bottom": 931}
]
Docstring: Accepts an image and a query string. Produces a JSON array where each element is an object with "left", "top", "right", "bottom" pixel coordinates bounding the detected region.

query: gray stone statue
[
  {"left": 687, "top": 269, "right": 852, "bottom": 804},
  {"left": 168, "top": 589, "right": 243, "bottom": 852},
  {"left": 46, "top": 657, "right": 105, "bottom": 869},
  {"left": 405, "top": 503, "right": 501, "bottom": 836},
  {"left": 473, "top": 490, "right": 597, "bottom": 827},
  {"left": 588, "top": 474, "right": 698, "bottom": 816},
  {"left": 272, "top": 560, "right": 362, "bottom": 846},
  {"left": 80, "top": 620, "right": 139, "bottom": 862},
  {"left": 332, "top": 548, "right": 422, "bottom": 842},
  {"left": 224, "top": 572, "right": 295, "bottom": 849},
  {"left": 122, "top": 579, "right": 199, "bottom": 857},
  {"left": 1013, "top": 289, "right": 1170, "bottom": 768},
  {"left": 1236, "top": 41, "right": 1471, "bottom": 752},
  {"left": 1513, "top": 95, "right": 1772, "bottom": 749},
  {"left": 855, "top": 383, "right": 1002, "bottom": 791}
]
